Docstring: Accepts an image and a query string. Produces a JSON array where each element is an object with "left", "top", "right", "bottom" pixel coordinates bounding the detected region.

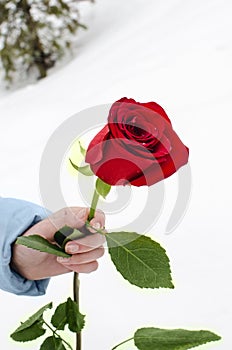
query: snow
[{"left": 1, "top": 0, "right": 232, "bottom": 349}]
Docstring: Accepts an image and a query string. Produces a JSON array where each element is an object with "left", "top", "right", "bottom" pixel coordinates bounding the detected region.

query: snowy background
[{"left": 1, "top": 0, "right": 232, "bottom": 349}]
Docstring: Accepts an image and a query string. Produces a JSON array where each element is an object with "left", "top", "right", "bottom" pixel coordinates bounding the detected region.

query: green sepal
[
  {"left": 96, "top": 177, "right": 111, "bottom": 199},
  {"left": 79, "top": 141, "right": 86, "bottom": 157},
  {"left": 69, "top": 159, "right": 94, "bottom": 176},
  {"left": 106, "top": 232, "right": 174, "bottom": 289},
  {"left": 16, "top": 235, "right": 70, "bottom": 257}
]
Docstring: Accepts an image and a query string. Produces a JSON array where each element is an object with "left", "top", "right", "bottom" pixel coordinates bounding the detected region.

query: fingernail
[
  {"left": 77, "top": 208, "right": 87, "bottom": 219},
  {"left": 66, "top": 243, "right": 79, "bottom": 254},
  {"left": 92, "top": 222, "right": 101, "bottom": 230},
  {"left": 57, "top": 257, "right": 71, "bottom": 263}
]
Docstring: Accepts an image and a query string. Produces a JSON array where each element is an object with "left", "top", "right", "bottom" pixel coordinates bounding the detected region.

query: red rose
[{"left": 85, "top": 98, "right": 189, "bottom": 186}]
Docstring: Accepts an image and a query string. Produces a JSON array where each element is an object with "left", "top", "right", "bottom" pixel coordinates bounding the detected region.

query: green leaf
[
  {"left": 11, "top": 303, "right": 52, "bottom": 334},
  {"left": 69, "top": 159, "right": 94, "bottom": 176},
  {"left": 134, "top": 327, "right": 221, "bottom": 350},
  {"left": 106, "top": 232, "right": 174, "bottom": 289},
  {"left": 16, "top": 235, "right": 71, "bottom": 258},
  {"left": 66, "top": 298, "right": 85, "bottom": 332},
  {"left": 10, "top": 303, "right": 52, "bottom": 341},
  {"left": 40, "top": 336, "right": 66, "bottom": 350},
  {"left": 79, "top": 141, "right": 86, "bottom": 157},
  {"left": 62, "top": 228, "right": 89, "bottom": 249},
  {"left": 54, "top": 226, "right": 74, "bottom": 247},
  {"left": 51, "top": 298, "right": 85, "bottom": 333},
  {"left": 51, "top": 302, "right": 68, "bottom": 331},
  {"left": 96, "top": 177, "right": 111, "bottom": 199},
  {"left": 11, "top": 320, "right": 46, "bottom": 342}
]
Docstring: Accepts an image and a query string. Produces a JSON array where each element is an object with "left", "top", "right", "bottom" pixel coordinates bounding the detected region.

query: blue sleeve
[{"left": 0, "top": 197, "right": 51, "bottom": 296}]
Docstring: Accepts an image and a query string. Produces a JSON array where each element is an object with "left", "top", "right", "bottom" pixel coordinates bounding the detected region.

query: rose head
[{"left": 85, "top": 98, "right": 189, "bottom": 186}]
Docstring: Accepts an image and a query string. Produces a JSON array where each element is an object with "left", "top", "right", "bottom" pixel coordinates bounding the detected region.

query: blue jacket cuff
[{"left": 0, "top": 198, "right": 51, "bottom": 296}]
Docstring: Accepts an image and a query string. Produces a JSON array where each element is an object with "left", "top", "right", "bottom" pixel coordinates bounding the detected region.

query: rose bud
[{"left": 85, "top": 98, "right": 189, "bottom": 187}]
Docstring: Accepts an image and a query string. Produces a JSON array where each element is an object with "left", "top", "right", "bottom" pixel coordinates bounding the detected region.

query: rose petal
[
  {"left": 130, "top": 133, "right": 189, "bottom": 186},
  {"left": 109, "top": 104, "right": 165, "bottom": 146},
  {"left": 85, "top": 125, "right": 109, "bottom": 164},
  {"left": 141, "top": 102, "right": 172, "bottom": 125},
  {"left": 87, "top": 137, "right": 159, "bottom": 185},
  {"left": 152, "top": 134, "right": 172, "bottom": 158}
]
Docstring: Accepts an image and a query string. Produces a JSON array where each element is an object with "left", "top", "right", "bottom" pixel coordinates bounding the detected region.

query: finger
[
  {"left": 50, "top": 207, "right": 90, "bottom": 231},
  {"left": 57, "top": 247, "right": 104, "bottom": 266},
  {"left": 94, "top": 208, "right": 105, "bottom": 219},
  {"left": 60, "top": 261, "right": 99, "bottom": 274},
  {"left": 61, "top": 207, "right": 105, "bottom": 227},
  {"left": 65, "top": 233, "right": 106, "bottom": 254},
  {"left": 26, "top": 207, "right": 90, "bottom": 242},
  {"left": 87, "top": 209, "right": 105, "bottom": 233}
]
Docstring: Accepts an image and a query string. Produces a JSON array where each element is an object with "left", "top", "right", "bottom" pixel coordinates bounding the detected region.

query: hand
[{"left": 11, "top": 207, "right": 106, "bottom": 280}]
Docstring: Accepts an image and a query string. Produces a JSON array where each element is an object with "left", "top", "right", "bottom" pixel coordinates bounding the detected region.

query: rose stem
[
  {"left": 88, "top": 187, "right": 100, "bottom": 221},
  {"left": 74, "top": 272, "right": 81, "bottom": 350},
  {"left": 73, "top": 184, "right": 100, "bottom": 350},
  {"left": 111, "top": 337, "right": 134, "bottom": 350},
  {"left": 43, "top": 320, "right": 73, "bottom": 349}
]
